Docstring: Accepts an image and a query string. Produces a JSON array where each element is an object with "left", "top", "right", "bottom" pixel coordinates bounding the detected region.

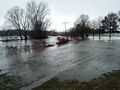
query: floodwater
[{"left": 0, "top": 35, "right": 120, "bottom": 89}]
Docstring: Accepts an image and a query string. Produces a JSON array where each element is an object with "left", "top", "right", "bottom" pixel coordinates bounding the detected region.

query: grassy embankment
[
  {"left": 33, "top": 70, "right": 120, "bottom": 90},
  {"left": 0, "top": 70, "right": 120, "bottom": 90},
  {"left": 0, "top": 73, "right": 23, "bottom": 90}
]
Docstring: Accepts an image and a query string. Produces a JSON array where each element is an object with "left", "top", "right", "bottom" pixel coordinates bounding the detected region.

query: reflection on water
[
  {"left": 0, "top": 37, "right": 56, "bottom": 71},
  {"left": 2, "top": 36, "right": 57, "bottom": 55}
]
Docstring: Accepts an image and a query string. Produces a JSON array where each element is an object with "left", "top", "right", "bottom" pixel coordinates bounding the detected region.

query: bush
[{"left": 29, "top": 30, "right": 48, "bottom": 39}]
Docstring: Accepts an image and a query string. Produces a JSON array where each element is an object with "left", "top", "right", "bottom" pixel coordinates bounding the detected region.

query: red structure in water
[{"left": 56, "top": 37, "right": 69, "bottom": 45}]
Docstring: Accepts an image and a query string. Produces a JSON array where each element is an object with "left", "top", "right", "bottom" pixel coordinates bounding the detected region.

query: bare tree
[
  {"left": 117, "top": 11, "right": 120, "bottom": 31},
  {"left": 91, "top": 17, "right": 102, "bottom": 40},
  {"left": 91, "top": 20, "right": 98, "bottom": 39},
  {"left": 5, "top": 6, "right": 31, "bottom": 40},
  {"left": 26, "top": 1, "right": 50, "bottom": 39},
  {"left": 4, "top": 1, "right": 50, "bottom": 40},
  {"left": 20, "top": 11, "right": 31, "bottom": 40},
  {"left": 74, "top": 14, "right": 90, "bottom": 39},
  {"left": 97, "top": 17, "right": 103, "bottom": 40},
  {"left": 1, "top": 23, "right": 11, "bottom": 41},
  {"left": 5, "top": 6, "right": 24, "bottom": 40}
]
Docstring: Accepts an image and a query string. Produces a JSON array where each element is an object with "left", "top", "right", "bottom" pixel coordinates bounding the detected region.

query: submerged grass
[
  {"left": 32, "top": 70, "right": 120, "bottom": 90},
  {"left": 0, "top": 73, "right": 23, "bottom": 90}
]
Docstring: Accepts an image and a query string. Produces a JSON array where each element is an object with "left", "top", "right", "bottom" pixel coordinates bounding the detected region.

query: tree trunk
[
  {"left": 99, "top": 29, "right": 101, "bottom": 40},
  {"left": 24, "top": 35, "right": 28, "bottom": 40},
  {"left": 109, "top": 30, "right": 111, "bottom": 40},
  {"left": 82, "top": 34, "right": 85, "bottom": 40},
  {"left": 93, "top": 31, "right": 94, "bottom": 40},
  {"left": 20, "top": 36, "right": 23, "bottom": 40}
]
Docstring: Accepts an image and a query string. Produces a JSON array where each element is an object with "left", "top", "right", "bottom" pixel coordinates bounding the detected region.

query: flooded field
[
  {"left": 0, "top": 35, "right": 120, "bottom": 89},
  {"left": 0, "top": 36, "right": 75, "bottom": 86}
]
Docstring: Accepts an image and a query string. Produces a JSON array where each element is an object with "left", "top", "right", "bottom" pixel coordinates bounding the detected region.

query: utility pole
[
  {"left": 62, "top": 19, "right": 70, "bottom": 39},
  {"left": 62, "top": 19, "right": 69, "bottom": 32}
]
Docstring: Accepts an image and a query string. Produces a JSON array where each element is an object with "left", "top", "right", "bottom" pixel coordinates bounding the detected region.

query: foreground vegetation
[
  {"left": 0, "top": 73, "right": 23, "bottom": 90},
  {"left": 33, "top": 70, "right": 120, "bottom": 90},
  {"left": 0, "top": 70, "right": 120, "bottom": 90}
]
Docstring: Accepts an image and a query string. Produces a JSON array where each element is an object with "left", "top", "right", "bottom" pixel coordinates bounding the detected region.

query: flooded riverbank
[{"left": 0, "top": 35, "right": 120, "bottom": 89}]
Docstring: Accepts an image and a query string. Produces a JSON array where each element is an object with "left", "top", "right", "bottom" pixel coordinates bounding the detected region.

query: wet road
[{"left": 0, "top": 36, "right": 120, "bottom": 90}]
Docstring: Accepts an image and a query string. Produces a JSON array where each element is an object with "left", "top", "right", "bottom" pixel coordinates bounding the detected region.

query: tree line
[
  {"left": 68, "top": 12, "right": 120, "bottom": 40},
  {"left": 1, "top": 0, "right": 120, "bottom": 41}
]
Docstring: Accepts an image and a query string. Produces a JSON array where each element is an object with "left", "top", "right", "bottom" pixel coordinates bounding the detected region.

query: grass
[
  {"left": 0, "top": 73, "right": 23, "bottom": 90},
  {"left": 32, "top": 70, "right": 120, "bottom": 90}
]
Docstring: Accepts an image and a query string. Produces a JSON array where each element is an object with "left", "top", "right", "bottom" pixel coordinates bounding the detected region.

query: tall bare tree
[
  {"left": 26, "top": 1, "right": 50, "bottom": 39},
  {"left": 1, "top": 23, "right": 12, "bottom": 41},
  {"left": 74, "top": 14, "right": 90, "bottom": 39},
  {"left": 91, "top": 17, "right": 102, "bottom": 40},
  {"left": 97, "top": 17, "right": 103, "bottom": 40},
  {"left": 5, "top": 6, "right": 24, "bottom": 40},
  {"left": 117, "top": 11, "right": 120, "bottom": 31},
  {"left": 5, "top": 1, "right": 50, "bottom": 40},
  {"left": 91, "top": 20, "right": 98, "bottom": 39},
  {"left": 20, "top": 11, "right": 31, "bottom": 40},
  {"left": 5, "top": 6, "right": 31, "bottom": 40}
]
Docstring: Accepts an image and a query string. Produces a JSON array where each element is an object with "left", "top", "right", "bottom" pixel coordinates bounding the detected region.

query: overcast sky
[{"left": 0, "top": 0, "right": 120, "bottom": 31}]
